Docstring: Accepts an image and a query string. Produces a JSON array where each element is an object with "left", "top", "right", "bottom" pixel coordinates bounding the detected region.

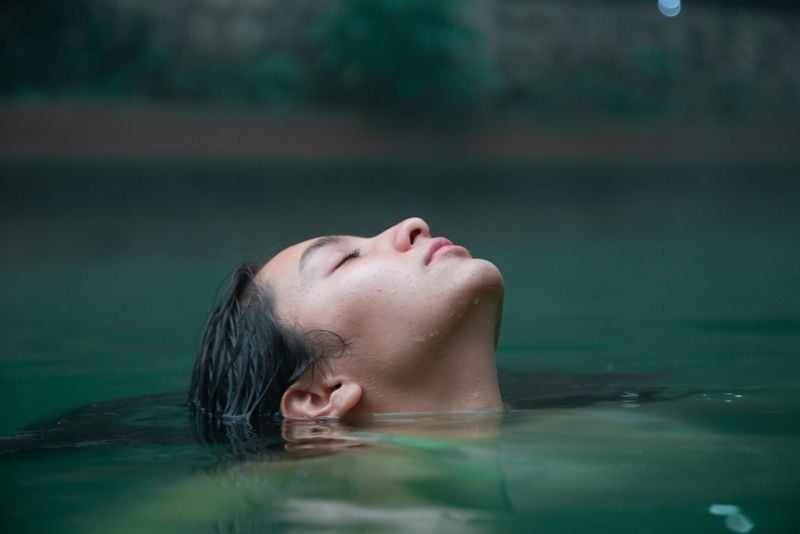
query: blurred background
[{"left": 1, "top": 0, "right": 799, "bottom": 434}]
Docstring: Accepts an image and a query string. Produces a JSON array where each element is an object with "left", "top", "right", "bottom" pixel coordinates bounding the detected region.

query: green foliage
[
  {"left": 312, "top": 0, "right": 489, "bottom": 114},
  {"left": 0, "top": 0, "right": 490, "bottom": 114},
  {"left": 246, "top": 53, "right": 307, "bottom": 108},
  {"left": 0, "top": 0, "right": 164, "bottom": 99},
  {"left": 0, "top": 0, "right": 306, "bottom": 109},
  {"left": 148, "top": 52, "right": 306, "bottom": 108},
  {"left": 1, "top": 0, "right": 788, "bottom": 121}
]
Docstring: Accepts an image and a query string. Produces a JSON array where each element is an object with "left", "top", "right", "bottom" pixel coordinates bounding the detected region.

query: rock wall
[
  {"left": 63, "top": 0, "right": 800, "bottom": 117},
  {"left": 476, "top": 0, "right": 800, "bottom": 116}
]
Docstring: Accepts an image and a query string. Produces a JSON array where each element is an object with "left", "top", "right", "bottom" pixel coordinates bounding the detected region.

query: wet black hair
[{"left": 189, "top": 264, "right": 318, "bottom": 421}]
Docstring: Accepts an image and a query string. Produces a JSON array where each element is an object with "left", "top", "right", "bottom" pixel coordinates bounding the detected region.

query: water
[{"left": 1, "top": 162, "right": 799, "bottom": 532}]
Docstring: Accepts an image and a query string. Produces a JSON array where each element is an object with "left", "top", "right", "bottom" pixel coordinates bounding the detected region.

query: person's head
[{"left": 189, "top": 217, "right": 504, "bottom": 422}]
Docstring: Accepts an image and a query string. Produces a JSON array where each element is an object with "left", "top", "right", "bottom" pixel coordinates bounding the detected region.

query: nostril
[{"left": 409, "top": 228, "right": 422, "bottom": 244}]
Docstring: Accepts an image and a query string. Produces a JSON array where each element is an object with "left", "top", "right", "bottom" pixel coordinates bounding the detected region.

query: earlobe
[
  {"left": 280, "top": 381, "right": 362, "bottom": 420},
  {"left": 328, "top": 382, "right": 362, "bottom": 418}
]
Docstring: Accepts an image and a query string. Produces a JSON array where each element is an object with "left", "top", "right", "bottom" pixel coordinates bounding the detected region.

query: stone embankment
[{"left": 1, "top": 103, "right": 796, "bottom": 164}]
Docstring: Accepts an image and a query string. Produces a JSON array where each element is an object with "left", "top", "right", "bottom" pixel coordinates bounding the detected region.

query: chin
[
  {"left": 461, "top": 258, "right": 505, "bottom": 302},
  {"left": 475, "top": 258, "right": 505, "bottom": 290}
]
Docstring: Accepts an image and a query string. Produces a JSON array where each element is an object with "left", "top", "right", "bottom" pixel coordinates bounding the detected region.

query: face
[{"left": 255, "top": 217, "right": 504, "bottom": 390}]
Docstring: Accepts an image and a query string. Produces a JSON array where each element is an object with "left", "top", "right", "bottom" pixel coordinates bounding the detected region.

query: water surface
[{"left": 1, "top": 162, "right": 798, "bottom": 532}]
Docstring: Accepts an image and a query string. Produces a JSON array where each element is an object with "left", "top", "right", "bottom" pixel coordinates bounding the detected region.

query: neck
[{"left": 354, "top": 299, "right": 504, "bottom": 415}]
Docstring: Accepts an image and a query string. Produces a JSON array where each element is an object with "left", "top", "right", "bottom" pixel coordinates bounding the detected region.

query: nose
[{"left": 388, "top": 217, "right": 431, "bottom": 252}]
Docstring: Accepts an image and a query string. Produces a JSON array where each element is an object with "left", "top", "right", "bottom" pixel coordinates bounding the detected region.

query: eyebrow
[{"left": 299, "top": 235, "right": 344, "bottom": 273}]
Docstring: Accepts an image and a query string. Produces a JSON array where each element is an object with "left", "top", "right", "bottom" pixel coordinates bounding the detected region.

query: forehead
[{"left": 255, "top": 237, "right": 316, "bottom": 290}]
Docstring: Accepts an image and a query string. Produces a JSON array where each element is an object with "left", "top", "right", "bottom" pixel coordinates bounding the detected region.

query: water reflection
[
  {"left": 2, "top": 387, "right": 799, "bottom": 532},
  {"left": 709, "top": 504, "right": 755, "bottom": 533}
]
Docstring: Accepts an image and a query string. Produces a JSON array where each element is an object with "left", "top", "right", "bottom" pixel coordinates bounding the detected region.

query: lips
[{"left": 425, "top": 237, "right": 465, "bottom": 265}]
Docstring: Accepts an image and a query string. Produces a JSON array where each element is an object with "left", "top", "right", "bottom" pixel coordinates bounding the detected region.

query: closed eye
[{"left": 334, "top": 249, "right": 360, "bottom": 270}]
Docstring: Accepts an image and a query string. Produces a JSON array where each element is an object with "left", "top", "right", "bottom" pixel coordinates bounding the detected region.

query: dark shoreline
[{"left": 1, "top": 103, "right": 798, "bottom": 164}]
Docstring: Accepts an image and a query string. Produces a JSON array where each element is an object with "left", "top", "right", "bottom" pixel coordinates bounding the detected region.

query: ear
[{"left": 280, "top": 380, "right": 363, "bottom": 420}]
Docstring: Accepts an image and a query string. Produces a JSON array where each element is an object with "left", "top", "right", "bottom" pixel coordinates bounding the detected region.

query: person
[{"left": 189, "top": 217, "right": 505, "bottom": 421}]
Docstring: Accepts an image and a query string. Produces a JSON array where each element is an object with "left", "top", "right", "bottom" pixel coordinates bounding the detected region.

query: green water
[{"left": 1, "top": 162, "right": 799, "bottom": 532}]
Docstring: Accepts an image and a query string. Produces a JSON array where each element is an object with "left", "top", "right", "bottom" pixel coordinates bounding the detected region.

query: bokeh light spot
[{"left": 658, "top": 0, "right": 682, "bottom": 17}]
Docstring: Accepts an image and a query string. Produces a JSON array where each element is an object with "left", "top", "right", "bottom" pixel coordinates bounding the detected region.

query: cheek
[
  {"left": 314, "top": 266, "right": 424, "bottom": 335},
  {"left": 290, "top": 260, "right": 497, "bottom": 348}
]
